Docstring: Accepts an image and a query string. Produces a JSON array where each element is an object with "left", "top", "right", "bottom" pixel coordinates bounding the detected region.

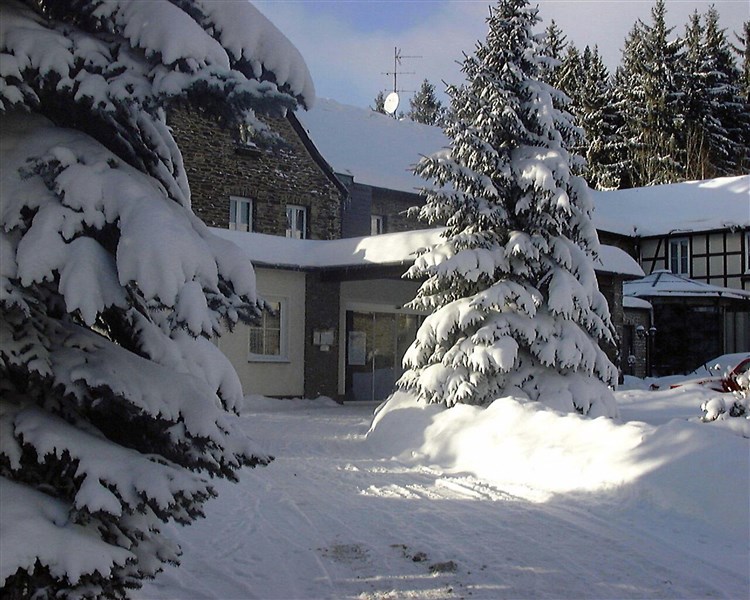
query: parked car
[{"left": 669, "top": 354, "right": 750, "bottom": 392}]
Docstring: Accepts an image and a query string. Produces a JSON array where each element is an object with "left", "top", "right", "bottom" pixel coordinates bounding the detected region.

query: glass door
[{"left": 345, "top": 311, "right": 421, "bottom": 401}]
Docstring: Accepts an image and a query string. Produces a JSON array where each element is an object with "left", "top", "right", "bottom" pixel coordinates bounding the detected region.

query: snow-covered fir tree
[
  {"left": 399, "top": 0, "right": 618, "bottom": 417},
  {"left": 616, "top": 0, "right": 684, "bottom": 187},
  {"left": 578, "top": 47, "right": 625, "bottom": 190},
  {"left": 372, "top": 90, "right": 387, "bottom": 114},
  {"left": 699, "top": 6, "right": 749, "bottom": 176},
  {"left": 733, "top": 21, "right": 750, "bottom": 102},
  {"left": 408, "top": 79, "right": 444, "bottom": 126},
  {"left": 0, "top": 0, "right": 313, "bottom": 597},
  {"left": 539, "top": 19, "right": 567, "bottom": 85}
]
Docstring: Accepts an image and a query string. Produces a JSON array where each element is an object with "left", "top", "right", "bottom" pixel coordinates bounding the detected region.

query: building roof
[
  {"left": 591, "top": 176, "right": 750, "bottom": 237},
  {"left": 623, "top": 296, "right": 653, "bottom": 311},
  {"left": 297, "top": 99, "right": 749, "bottom": 237},
  {"left": 624, "top": 270, "right": 750, "bottom": 300},
  {"left": 211, "top": 227, "right": 644, "bottom": 277},
  {"left": 296, "top": 97, "right": 448, "bottom": 194}
]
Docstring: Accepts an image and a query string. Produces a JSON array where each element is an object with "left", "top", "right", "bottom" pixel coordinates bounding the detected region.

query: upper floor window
[
  {"left": 286, "top": 205, "right": 307, "bottom": 239},
  {"left": 229, "top": 196, "right": 252, "bottom": 232},
  {"left": 669, "top": 237, "right": 689, "bottom": 275},
  {"left": 249, "top": 298, "right": 285, "bottom": 360},
  {"left": 371, "top": 215, "right": 385, "bottom": 236}
]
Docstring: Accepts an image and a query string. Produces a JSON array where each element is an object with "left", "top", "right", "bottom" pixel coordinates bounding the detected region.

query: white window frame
[
  {"left": 669, "top": 237, "right": 690, "bottom": 275},
  {"left": 248, "top": 297, "right": 287, "bottom": 362},
  {"left": 229, "top": 196, "right": 252, "bottom": 232},
  {"left": 371, "top": 214, "right": 384, "bottom": 236},
  {"left": 286, "top": 205, "right": 307, "bottom": 239},
  {"left": 745, "top": 231, "right": 750, "bottom": 274}
]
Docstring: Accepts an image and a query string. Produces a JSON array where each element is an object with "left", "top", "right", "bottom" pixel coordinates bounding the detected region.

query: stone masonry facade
[{"left": 169, "top": 106, "right": 343, "bottom": 240}]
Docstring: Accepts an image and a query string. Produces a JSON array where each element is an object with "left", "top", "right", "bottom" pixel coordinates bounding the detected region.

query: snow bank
[{"left": 367, "top": 390, "right": 749, "bottom": 536}]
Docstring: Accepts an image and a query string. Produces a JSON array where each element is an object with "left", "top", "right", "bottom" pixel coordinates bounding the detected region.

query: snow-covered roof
[
  {"left": 296, "top": 99, "right": 748, "bottom": 236},
  {"left": 591, "top": 175, "right": 749, "bottom": 237},
  {"left": 296, "top": 98, "right": 449, "bottom": 194},
  {"left": 624, "top": 270, "right": 750, "bottom": 300},
  {"left": 211, "top": 227, "right": 644, "bottom": 277},
  {"left": 623, "top": 296, "right": 653, "bottom": 311}
]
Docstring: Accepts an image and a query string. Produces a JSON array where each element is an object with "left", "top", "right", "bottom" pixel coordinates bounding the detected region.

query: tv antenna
[{"left": 381, "top": 47, "right": 421, "bottom": 116}]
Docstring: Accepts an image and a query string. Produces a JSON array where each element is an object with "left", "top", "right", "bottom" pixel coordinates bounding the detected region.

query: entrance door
[{"left": 345, "top": 311, "right": 420, "bottom": 401}]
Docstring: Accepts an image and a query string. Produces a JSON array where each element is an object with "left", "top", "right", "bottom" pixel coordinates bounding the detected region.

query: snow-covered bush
[
  {"left": 701, "top": 370, "right": 750, "bottom": 423},
  {"left": 0, "top": 0, "right": 312, "bottom": 597},
  {"left": 399, "top": 0, "right": 617, "bottom": 416}
]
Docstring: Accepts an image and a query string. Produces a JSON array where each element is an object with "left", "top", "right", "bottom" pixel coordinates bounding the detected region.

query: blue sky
[{"left": 255, "top": 1, "right": 748, "bottom": 110}]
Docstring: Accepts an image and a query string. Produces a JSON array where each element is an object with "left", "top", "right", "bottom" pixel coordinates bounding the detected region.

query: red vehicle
[{"left": 670, "top": 356, "right": 750, "bottom": 392}]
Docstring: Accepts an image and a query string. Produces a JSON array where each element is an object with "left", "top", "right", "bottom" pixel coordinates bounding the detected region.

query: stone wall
[
  {"left": 169, "top": 107, "right": 343, "bottom": 240},
  {"left": 304, "top": 273, "right": 341, "bottom": 400}
]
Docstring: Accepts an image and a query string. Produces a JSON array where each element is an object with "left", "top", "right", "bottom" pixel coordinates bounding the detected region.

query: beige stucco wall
[{"left": 216, "top": 268, "right": 306, "bottom": 397}]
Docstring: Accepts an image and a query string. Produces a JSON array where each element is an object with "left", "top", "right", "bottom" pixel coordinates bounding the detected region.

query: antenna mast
[{"left": 382, "top": 47, "right": 421, "bottom": 94}]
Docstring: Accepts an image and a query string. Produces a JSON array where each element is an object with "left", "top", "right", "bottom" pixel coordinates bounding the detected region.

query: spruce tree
[
  {"left": 372, "top": 90, "right": 387, "bottom": 114},
  {"left": 578, "top": 47, "right": 624, "bottom": 189},
  {"left": 399, "top": 0, "right": 618, "bottom": 417},
  {"left": 680, "top": 10, "right": 713, "bottom": 179},
  {"left": 733, "top": 21, "right": 750, "bottom": 102},
  {"left": 539, "top": 19, "right": 567, "bottom": 85},
  {"left": 0, "top": 0, "right": 311, "bottom": 596},
  {"left": 616, "top": 0, "right": 684, "bottom": 186},
  {"left": 408, "top": 79, "right": 444, "bottom": 126},
  {"left": 701, "top": 6, "right": 748, "bottom": 175}
]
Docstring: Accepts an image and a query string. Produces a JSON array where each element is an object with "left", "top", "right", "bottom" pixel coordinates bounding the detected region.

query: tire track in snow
[{"left": 140, "top": 402, "right": 748, "bottom": 600}]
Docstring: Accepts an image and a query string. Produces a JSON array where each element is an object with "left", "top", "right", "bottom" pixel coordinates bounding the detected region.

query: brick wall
[{"left": 169, "top": 107, "right": 343, "bottom": 240}]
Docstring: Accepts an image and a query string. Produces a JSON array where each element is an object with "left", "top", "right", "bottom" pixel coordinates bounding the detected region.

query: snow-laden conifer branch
[{"left": 1, "top": 0, "right": 311, "bottom": 596}]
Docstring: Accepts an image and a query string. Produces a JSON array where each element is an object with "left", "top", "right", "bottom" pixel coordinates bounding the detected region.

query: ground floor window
[{"left": 249, "top": 298, "right": 285, "bottom": 360}]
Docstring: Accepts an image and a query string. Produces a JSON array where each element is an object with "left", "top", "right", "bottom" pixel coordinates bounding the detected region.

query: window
[
  {"left": 286, "top": 205, "right": 307, "bottom": 239},
  {"left": 238, "top": 123, "right": 256, "bottom": 148},
  {"left": 371, "top": 215, "right": 384, "bottom": 236},
  {"left": 229, "top": 196, "right": 252, "bottom": 232},
  {"left": 249, "top": 299, "right": 285, "bottom": 359},
  {"left": 745, "top": 231, "right": 750, "bottom": 274},
  {"left": 669, "top": 237, "right": 689, "bottom": 275}
]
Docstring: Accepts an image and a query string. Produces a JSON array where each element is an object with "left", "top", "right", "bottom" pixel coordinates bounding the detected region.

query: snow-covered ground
[{"left": 140, "top": 382, "right": 749, "bottom": 600}]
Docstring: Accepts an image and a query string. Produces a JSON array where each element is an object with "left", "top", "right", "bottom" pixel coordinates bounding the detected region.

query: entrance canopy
[
  {"left": 212, "top": 227, "right": 644, "bottom": 278},
  {"left": 624, "top": 270, "right": 750, "bottom": 301}
]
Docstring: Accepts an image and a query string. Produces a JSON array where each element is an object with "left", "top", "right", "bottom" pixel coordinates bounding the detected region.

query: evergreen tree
[
  {"left": 372, "top": 90, "right": 387, "bottom": 114},
  {"left": 539, "top": 19, "right": 567, "bottom": 85},
  {"left": 680, "top": 10, "right": 714, "bottom": 179},
  {"left": 616, "top": 0, "right": 684, "bottom": 186},
  {"left": 408, "top": 79, "right": 444, "bottom": 126},
  {"left": 578, "top": 47, "right": 624, "bottom": 189},
  {"left": 700, "top": 6, "right": 749, "bottom": 175},
  {"left": 555, "top": 44, "right": 585, "bottom": 106},
  {"left": 0, "top": 0, "right": 310, "bottom": 596},
  {"left": 732, "top": 21, "right": 750, "bottom": 102},
  {"left": 399, "top": 0, "right": 618, "bottom": 417}
]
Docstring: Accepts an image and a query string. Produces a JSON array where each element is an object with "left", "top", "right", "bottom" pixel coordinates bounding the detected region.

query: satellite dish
[{"left": 384, "top": 92, "right": 400, "bottom": 115}]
